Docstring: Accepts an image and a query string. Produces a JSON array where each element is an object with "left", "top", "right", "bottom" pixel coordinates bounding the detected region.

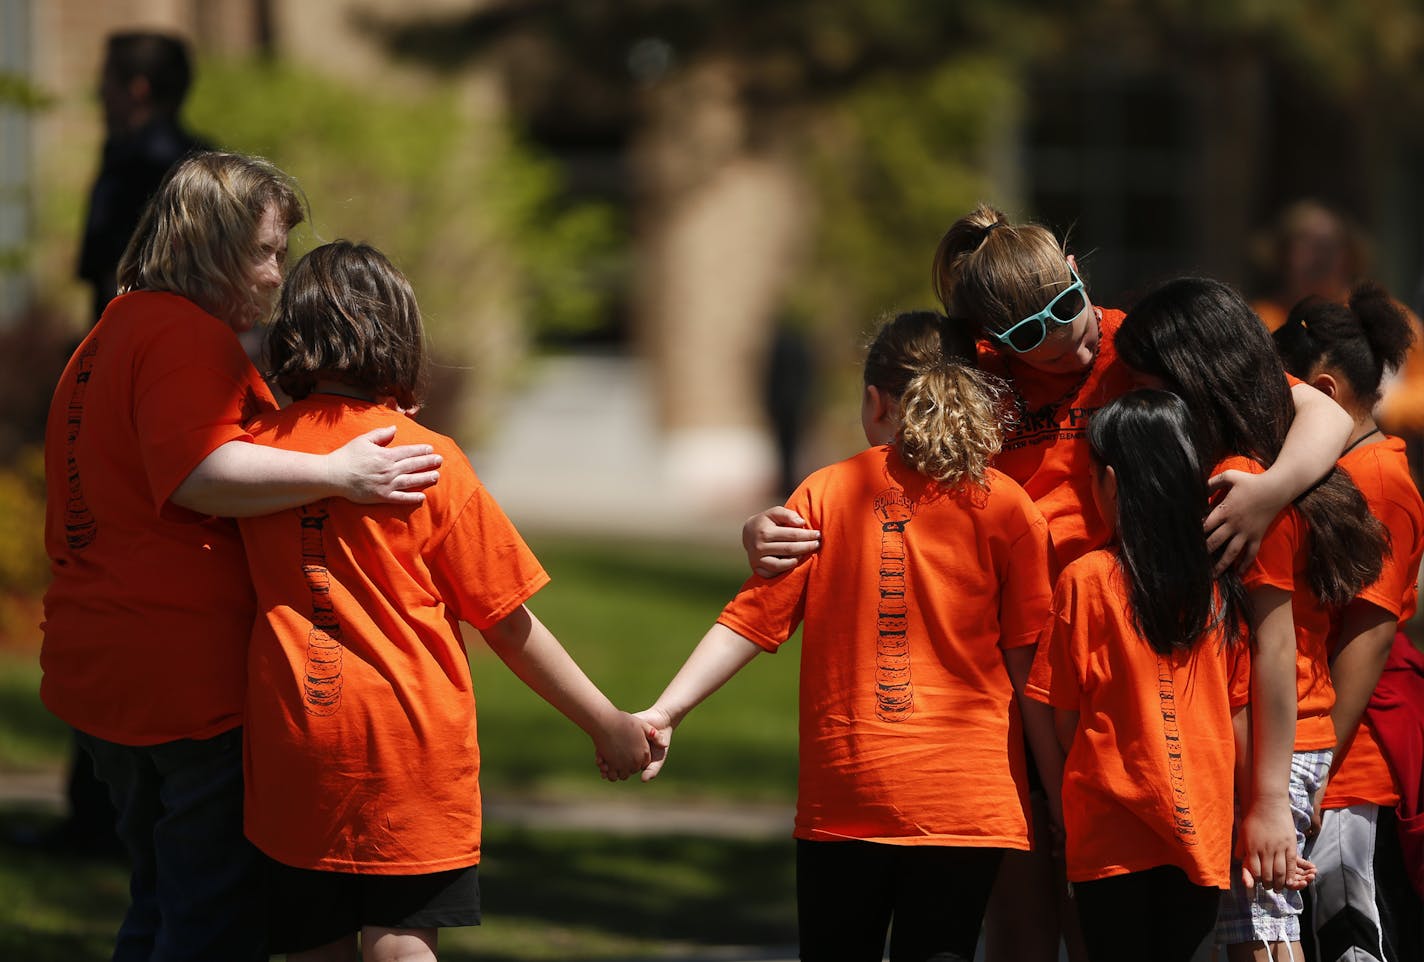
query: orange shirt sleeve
[
  {"left": 429, "top": 477, "right": 550, "bottom": 630},
  {"left": 132, "top": 314, "right": 264, "bottom": 518},
  {"left": 717, "top": 485, "right": 814, "bottom": 652},
  {"left": 998, "top": 510, "right": 1056, "bottom": 652},
  {"left": 1027, "top": 566, "right": 1086, "bottom": 710},
  {"left": 1227, "top": 637, "right": 1251, "bottom": 710},
  {"left": 1344, "top": 442, "right": 1424, "bottom": 622}
]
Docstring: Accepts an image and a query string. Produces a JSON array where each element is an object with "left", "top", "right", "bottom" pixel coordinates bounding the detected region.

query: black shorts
[{"left": 263, "top": 855, "right": 481, "bottom": 954}]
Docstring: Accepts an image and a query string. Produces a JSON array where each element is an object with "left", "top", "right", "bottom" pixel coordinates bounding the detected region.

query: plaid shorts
[{"left": 1216, "top": 748, "right": 1332, "bottom": 946}]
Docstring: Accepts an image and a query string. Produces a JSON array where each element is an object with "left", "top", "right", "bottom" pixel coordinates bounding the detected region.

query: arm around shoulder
[{"left": 170, "top": 425, "right": 442, "bottom": 518}]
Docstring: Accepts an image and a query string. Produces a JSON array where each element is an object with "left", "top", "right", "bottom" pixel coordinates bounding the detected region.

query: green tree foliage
[{"left": 185, "top": 59, "right": 618, "bottom": 345}]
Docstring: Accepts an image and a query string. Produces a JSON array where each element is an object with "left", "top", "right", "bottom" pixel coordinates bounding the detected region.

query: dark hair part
[
  {"left": 105, "top": 32, "right": 193, "bottom": 114},
  {"left": 863, "top": 311, "right": 1005, "bottom": 487},
  {"left": 1116, "top": 276, "right": 1386, "bottom": 607},
  {"left": 267, "top": 242, "right": 427, "bottom": 410},
  {"left": 1089, "top": 390, "right": 1248, "bottom": 654},
  {"left": 1273, "top": 282, "right": 1415, "bottom": 410},
  {"left": 930, "top": 202, "right": 1077, "bottom": 342}
]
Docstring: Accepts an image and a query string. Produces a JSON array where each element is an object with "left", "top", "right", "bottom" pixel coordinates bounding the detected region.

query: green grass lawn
[{"left": 0, "top": 534, "right": 803, "bottom": 960}]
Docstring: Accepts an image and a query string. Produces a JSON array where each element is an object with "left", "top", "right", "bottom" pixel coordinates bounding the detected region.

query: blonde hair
[
  {"left": 931, "top": 203, "right": 1073, "bottom": 339},
  {"left": 864, "top": 311, "right": 1004, "bottom": 487},
  {"left": 117, "top": 151, "right": 306, "bottom": 327}
]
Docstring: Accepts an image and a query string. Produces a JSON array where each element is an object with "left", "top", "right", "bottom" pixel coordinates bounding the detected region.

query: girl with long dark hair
[
  {"left": 1116, "top": 276, "right": 1388, "bottom": 962},
  {"left": 1028, "top": 389, "right": 1254, "bottom": 961}
]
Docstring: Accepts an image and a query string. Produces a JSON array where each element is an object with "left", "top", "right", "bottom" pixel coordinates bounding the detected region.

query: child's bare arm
[
  {"left": 1204, "top": 381, "right": 1349, "bottom": 571},
  {"left": 637, "top": 623, "right": 764, "bottom": 781},
  {"left": 1326, "top": 600, "right": 1396, "bottom": 772},
  {"left": 742, "top": 506, "right": 821, "bottom": 578},
  {"left": 1003, "top": 645, "right": 1067, "bottom": 848},
  {"left": 1238, "top": 586, "right": 1299, "bottom": 891},
  {"left": 172, "top": 425, "right": 441, "bottom": 516},
  {"left": 480, "top": 604, "right": 650, "bottom": 780}
]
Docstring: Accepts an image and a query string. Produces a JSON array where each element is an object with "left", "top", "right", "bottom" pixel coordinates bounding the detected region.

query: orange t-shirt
[
  {"left": 1217, "top": 455, "right": 1336, "bottom": 751},
  {"left": 717, "top": 445, "right": 1054, "bottom": 849},
  {"left": 237, "top": 396, "right": 549, "bottom": 874},
  {"left": 1323, "top": 435, "right": 1424, "bottom": 809},
  {"left": 979, "top": 308, "right": 1139, "bottom": 565},
  {"left": 1027, "top": 549, "right": 1249, "bottom": 887},
  {"left": 40, "top": 291, "right": 276, "bottom": 745}
]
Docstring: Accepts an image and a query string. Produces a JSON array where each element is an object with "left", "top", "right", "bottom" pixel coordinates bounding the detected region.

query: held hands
[
  {"left": 743, "top": 506, "right": 821, "bottom": 579},
  {"left": 329, "top": 426, "right": 442, "bottom": 505},
  {"left": 633, "top": 708, "right": 673, "bottom": 782},
  {"left": 1286, "top": 855, "right": 1317, "bottom": 890},
  {"left": 595, "top": 708, "right": 671, "bottom": 783},
  {"left": 592, "top": 709, "right": 655, "bottom": 782},
  {"left": 1205, "top": 469, "right": 1289, "bottom": 573},
  {"left": 1236, "top": 800, "right": 1299, "bottom": 892}
]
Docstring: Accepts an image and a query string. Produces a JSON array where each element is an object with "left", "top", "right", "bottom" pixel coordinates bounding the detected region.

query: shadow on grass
[
  {"left": 0, "top": 812, "right": 129, "bottom": 962},
  {"left": 0, "top": 809, "right": 797, "bottom": 962},
  {"left": 482, "top": 825, "right": 796, "bottom": 939}
]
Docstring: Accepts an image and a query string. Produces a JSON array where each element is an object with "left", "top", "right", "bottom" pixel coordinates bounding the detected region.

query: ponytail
[
  {"left": 931, "top": 202, "right": 1076, "bottom": 343},
  {"left": 898, "top": 361, "right": 1004, "bottom": 486},
  {"left": 864, "top": 311, "right": 1006, "bottom": 487},
  {"left": 1274, "top": 282, "right": 1415, "bottom": 407}
]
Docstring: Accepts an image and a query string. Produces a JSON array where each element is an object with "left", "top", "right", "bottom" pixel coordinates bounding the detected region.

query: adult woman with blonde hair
[{"left": 41, "top": 151, "right": 442, "bottom": 962}]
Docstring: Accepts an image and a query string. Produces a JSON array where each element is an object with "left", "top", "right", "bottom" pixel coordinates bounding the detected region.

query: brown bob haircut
[{"left": 266, "top": 241, "right": 427, "bottom": 410}]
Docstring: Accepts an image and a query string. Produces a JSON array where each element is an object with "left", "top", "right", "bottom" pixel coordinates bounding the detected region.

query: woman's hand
[{"left": 328, "top": 425, "right": 442, "bottom": 505}]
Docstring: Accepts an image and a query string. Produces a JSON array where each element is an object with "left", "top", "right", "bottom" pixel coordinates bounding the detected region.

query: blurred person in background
[
  {"left": 78, "top": 31, "right": 211, "bottom": 325},
  {"left": 1250, "top": 198, "right": 1424, "bottom": 487}
]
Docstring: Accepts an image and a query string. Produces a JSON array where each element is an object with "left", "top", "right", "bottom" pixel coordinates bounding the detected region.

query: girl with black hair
[
  {"left": 1273, "top": 285, "right": 1424, "bottom": 962},
  {"left": 1116, "top": 276, "right": 1388, "bottom": 962},
  {"left": 1028, "top": 389, "right": 1257, "bottom": 961}
]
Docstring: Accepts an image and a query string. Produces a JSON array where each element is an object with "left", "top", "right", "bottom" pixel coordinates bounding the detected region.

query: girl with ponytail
[
  {"left": 635, "top": 311, "right": 1057, "bottom": 962},
  {"left": 1115, "top": 276, "right": 1388, "bottom": 962},
  {"left": 1273, "top": 285, "right": 1424, "bottom": 962}
]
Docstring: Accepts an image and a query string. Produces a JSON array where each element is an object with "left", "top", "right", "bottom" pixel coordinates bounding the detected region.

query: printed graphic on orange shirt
[
  {"left": 62, "top": 340, "right": 99, "bottom": 550},
  {"left": 300, "top": 503, "right": 344, "bottom": 716},
  {"left": 874, "top": 487, "right": 916, "bottom": 722},
  {"left": 1157, "top": 655, "right": 1198, "bottom": 846},
  {"left": 1000, "top": 404, "right": 1098, "bottom": 453}
]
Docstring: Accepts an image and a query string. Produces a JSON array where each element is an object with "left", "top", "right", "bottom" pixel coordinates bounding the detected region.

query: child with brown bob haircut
[{"left": 237, "top": 241, "right": 652, "bottom": 962}]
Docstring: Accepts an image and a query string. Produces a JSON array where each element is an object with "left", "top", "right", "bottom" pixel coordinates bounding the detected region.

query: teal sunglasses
[{"left": 990, "top": 266, "right": 1087, "bottom": 353}]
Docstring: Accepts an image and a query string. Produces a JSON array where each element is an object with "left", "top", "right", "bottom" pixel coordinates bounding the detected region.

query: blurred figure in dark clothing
[
  {"left": 763, "top": 321, "right": 817, "bottom": 499},
  {"left": 77, "top": 32, "right": 210, "bottom": 323}
]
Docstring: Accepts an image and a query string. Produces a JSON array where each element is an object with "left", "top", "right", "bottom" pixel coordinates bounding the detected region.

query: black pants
[
  {"left": 796, "top": 838, "right": 1004, "bottom": 962},
  {"left": 1073, "top": 864, "right": 1219, "bottom": 962}
]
